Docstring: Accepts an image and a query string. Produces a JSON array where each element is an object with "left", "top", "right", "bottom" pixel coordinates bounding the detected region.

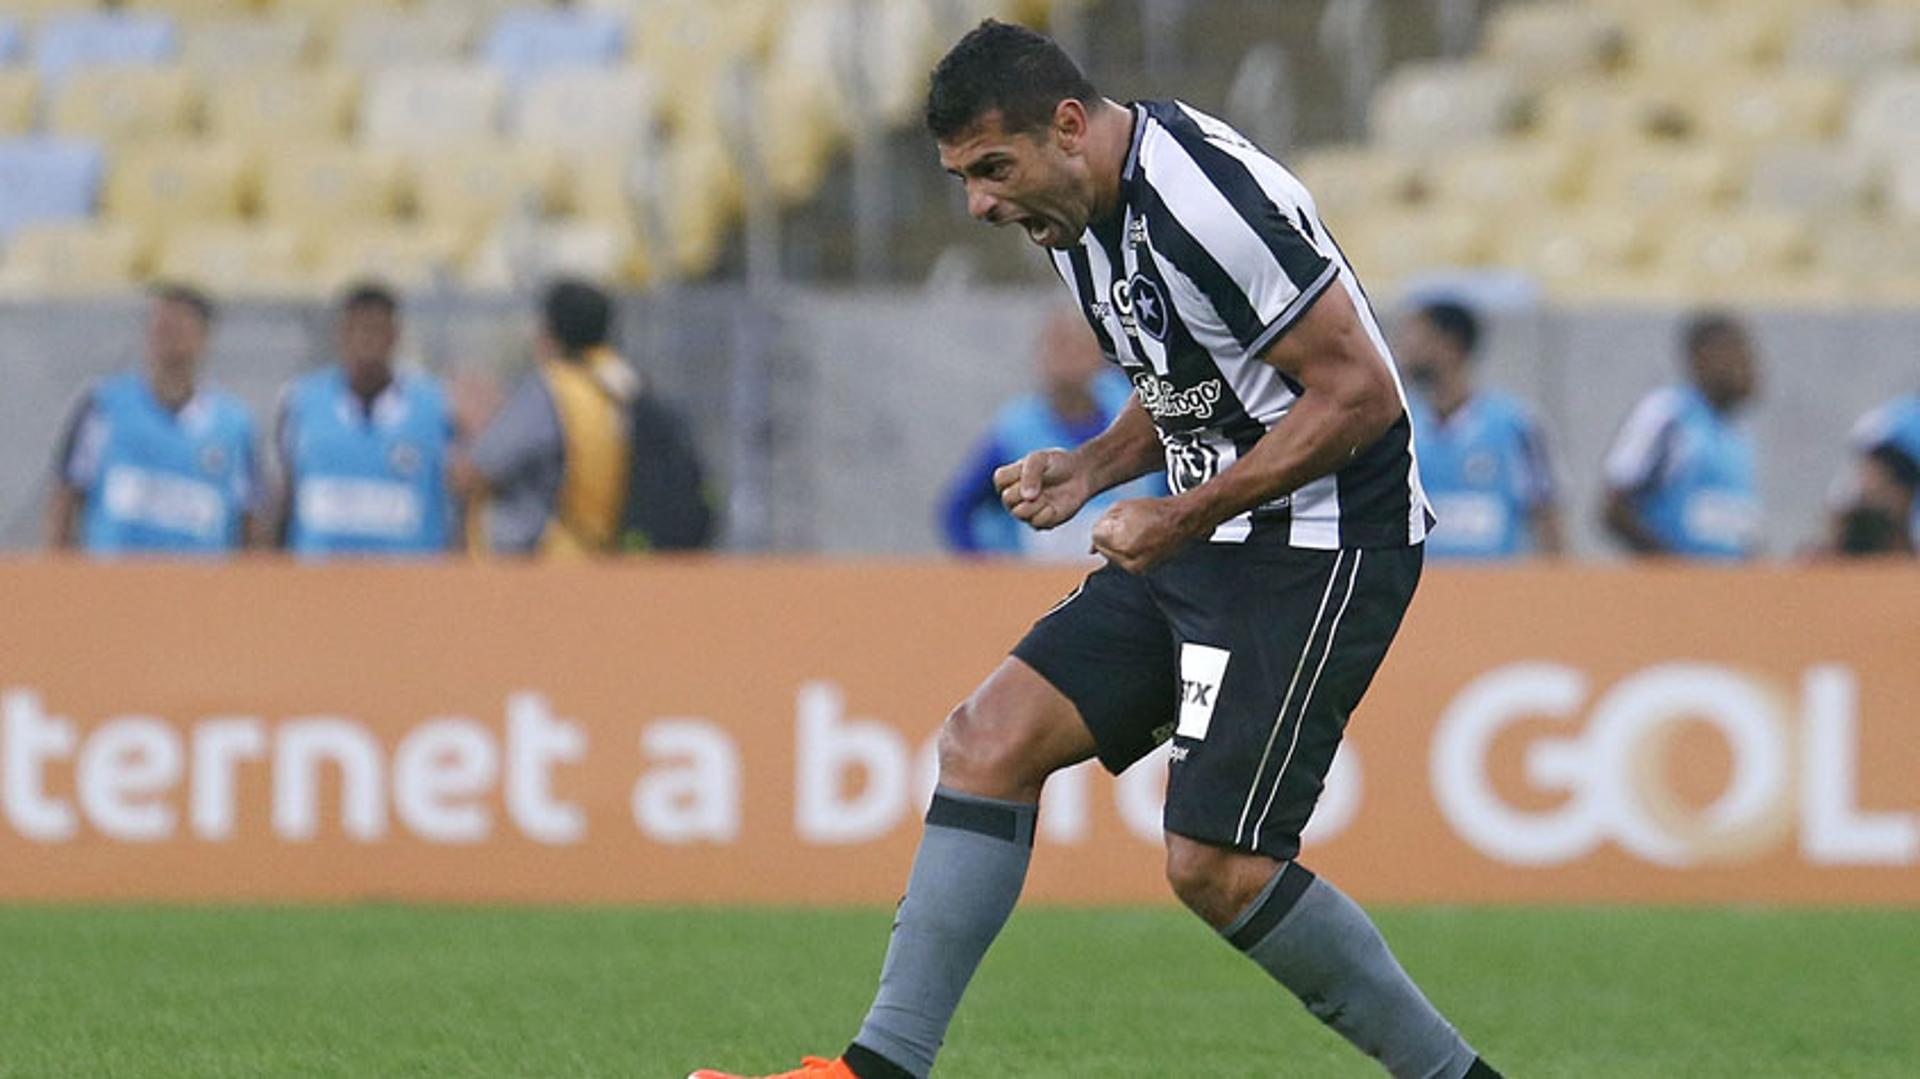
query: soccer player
[
  {"left": 1600, "top": 312, "right": 1762, "bottom": 560},
  {"left": 1399, "top": 300, "right": 1563, "bottom": 559},
  {"left": 265, "top": 282, "right": 457, "bottom": 557},
  {"left": 44, "top": 283, "right": 260, "bottom": 556},
  {"left": 694, "top": 21, "right": 1499, "bottom": 1079},
  {"left": 1826, "top": 393, "right": 1920, "bottom": 556},
  {"left": 938, "top": 307, "right": 1165, "bottom": 560}
]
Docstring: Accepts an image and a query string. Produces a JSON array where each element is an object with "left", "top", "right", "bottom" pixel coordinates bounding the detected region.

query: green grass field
[{"left": 1, "top": 904, "right": 1915, "bottom": 1077}]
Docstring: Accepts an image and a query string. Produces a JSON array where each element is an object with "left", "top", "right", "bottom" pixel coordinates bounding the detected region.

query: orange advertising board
[{"left": 0, "top": 558, "right": 1916, "bottom": 905}]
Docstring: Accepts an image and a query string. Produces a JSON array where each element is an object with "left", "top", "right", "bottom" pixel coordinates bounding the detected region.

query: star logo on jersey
[{"left": 1123, "top": 274, "right": 1169, "bottom": 341}]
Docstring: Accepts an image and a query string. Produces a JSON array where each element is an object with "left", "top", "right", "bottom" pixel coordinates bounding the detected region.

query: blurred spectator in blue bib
[
  {"left": 939, "top": 310, "right": 1165, "bottom": 561},
  {"left": 1399, "top": 300, "right": 1563, "bottom": 560},
  {"left": 1826, "top": 393, "right": 1920, "bottom": 557},
  {"left": 45, "top": 284, "right": 260, "bottom": 557},
  {"left": 265, "top": 282, "right": 457, "bottom": 558},
  {"left": 1602, "top": 312, "right": 1763, "bottom": 560}
]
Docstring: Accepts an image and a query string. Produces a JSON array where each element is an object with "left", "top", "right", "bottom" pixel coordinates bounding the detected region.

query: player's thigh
[
  {"left": 1003, "top": 560, "right": 1179, "bottom": 777},
  {"left": 938, "top": 655, "right": 1100, "bottom": 796},
  {"left": 1157, "top": 544, "right": 1423, "bottom": 862}
]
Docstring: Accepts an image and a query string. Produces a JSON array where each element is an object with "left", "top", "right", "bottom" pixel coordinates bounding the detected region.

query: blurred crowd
[
  {"left": 45, "top": 277, "right": 714, "bottom": 560},
  {"left": 940, "top": 304, "right": 1920, "bottom": 563}
]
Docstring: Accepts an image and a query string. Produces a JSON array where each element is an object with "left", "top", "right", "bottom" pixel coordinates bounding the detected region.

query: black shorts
[{"left": 1012, "top": 542, "right": 1422, "bottom": 862}]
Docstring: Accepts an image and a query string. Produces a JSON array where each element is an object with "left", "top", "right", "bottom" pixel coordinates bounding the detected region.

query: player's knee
[
  {"left": 1164, "top": 841, "right": 1232, "bottom": 915},
  {"left": 936, "top": 697, "right": 1050, "bottom": 798}
]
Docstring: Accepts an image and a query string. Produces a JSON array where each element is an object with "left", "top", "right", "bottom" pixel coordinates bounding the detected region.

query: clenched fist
[{"left": 1090, "top": 498, "right": 1200, "bottom": 574}]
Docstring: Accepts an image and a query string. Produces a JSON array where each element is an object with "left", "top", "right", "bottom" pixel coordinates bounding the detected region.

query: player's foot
[{"left": 687, "top": 1056, "right": 857, "bottom": 1079}]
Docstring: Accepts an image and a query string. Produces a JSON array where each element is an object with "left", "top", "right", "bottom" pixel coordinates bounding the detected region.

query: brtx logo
[{"left": 1173, "top": 644, "right": 1230, "bottom": 757}]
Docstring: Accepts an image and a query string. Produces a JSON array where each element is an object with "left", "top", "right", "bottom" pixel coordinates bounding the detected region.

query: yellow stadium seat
[
  {"left": 361, "top": 66, "right": 505, "bottom": 146},
  {"left": 1849, "top": 73, "right": 1920, "bottom": 156},
  {"left": 511, "top": 69, "right": 657, "bottom": 151},
  {"left": 121, "top": 0, "right": 261, "bottom": 20},
  {"left": 310, "top": 223, "right": 467, "bottom": 294},
  {"left": 653, "top": 130, "right": 742, "bottom": 278},
  {"left": 0, "top": 222, "right": 146, "bottom": 296},
  {"left": 1651, "top": 211, "right": 1811, "bottom": 301},
  {"left": 1584, "top": 142, "right": 1738, "bottom": 217},
  {"left": 155, "top": 223, "right": 312, "bottom": 297},
  {"left": 463, "top": 218, "right": 646, "bottom": 292},
  {"left": 104, "top": 141, "right": 252, "bottom": 231},
  {"left": 860, "top": 0, "right": 939, "bottom": 127},
  {"left": 179, "top": 16, "right": 315, "bottom": 70},
  {"left": 553, "top": 148, "right": 644, "bottom": 221},
  {"left": 403, "top": 142, "right": 557, "bottom": 242},
  {"left": 205, "top": 67, "right": 357, "bottom": 142},
  {"left": 48, "top": 66, "right": 199, "bottom": 146},
  {"left": 1289, "top": 146, "right": 1420, "bottom": 231},
  {"left": 1369, "top": 63, "right": 1523, "bottom": 151},
  {"left": 1426, "top": 139, "right": 1582, "bottom": 211},
  {"left": 1786, "top": 7, "right": 1920, "bottom": 75},
  {"left": 333, "top": 9, "right": 476, "bottom": 69},
  {"left": 270, "top": 0, "right": 407, "bottom": 39},
  {"left": 1494, "top": 208, "right": 1649, "bottom": 293},
  {"left": 256, "top": 142, "right": 404, "bottom": 226},
  {"left": 1744, "top": 142, "right": 1878, "bottom": 217},
  {"left": 631, "top": 0, "right": 771, "bottom": 133},
  {"left": 0, "top": 70, "right": 35, "bottom": 136},
  {"left": 1533, "top": 78, "right": 1689, "bottom": 142},
  {"left": 1331, "top": 207, "right": 1488, "bottom": 288},
  {"left": 1691, "top": 73, "right": 1848, "bottom": 147},
  {"left": 1482, "top": 3, "right": 1624, "bottom": 79},
  {"left": 1887, "top": 154, "right": 1920, "bottom": 224},
  {"left": 1815, "top": 219, "right": 1920, "bottom": 305},
  {"left": 1625, "top": 9, "right": 1784, "bottom": 70}
]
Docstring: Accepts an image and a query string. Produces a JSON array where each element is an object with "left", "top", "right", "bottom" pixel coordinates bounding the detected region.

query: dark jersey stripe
[
  {"left": 1334, "top": 412, "right": 1421, "bottom": 548},
  {"left": 1134, "top": 175, "right": 1267, "bottom": 351},
  {"left": 1064, "top": 247, "right": 1119, "bottom": 359}
]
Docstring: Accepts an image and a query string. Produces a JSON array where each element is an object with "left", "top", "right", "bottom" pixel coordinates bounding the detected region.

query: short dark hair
[
  {"left": 1683, "top": 310, "right": 1744, "bottom": 356},
  {"left": 542, "top": 278, "right": 612, "bottom": 358},
  {"left": 339, "top": 280, "right": 398, "bottom": 317},
  {"left": 150, "top": 281, "right": 215, "bottom": 325},
  {"left": 926, "top": 19, "right": 1098, "bottom": 141},
  {"left": 1416, "top": 300, "right": 1480, "bottom": 356}
]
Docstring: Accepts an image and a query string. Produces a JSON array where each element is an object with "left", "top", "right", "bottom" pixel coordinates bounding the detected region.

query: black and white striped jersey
[{"left": 1051, "top": 99, "right": 1433, "bottom": 550}]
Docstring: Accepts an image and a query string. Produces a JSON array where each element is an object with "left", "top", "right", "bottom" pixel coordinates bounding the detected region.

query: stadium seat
[
  {"left": 1328, "top": 207, "right": 1488, "bottom": 290},
  {"left": 48, "top": 65, "right": 199, "bottom": 146},
  {"left": 1426, "top": 139, "right": 1583, "bottom": 211},
  {"left": 205, "top": 67, "right": 358, "bottom": 142},
  {"left": 1849, "top": 73, "right": 1920, "bottom": 156},
  {"left": 1691, "top": 73, "right": 1847, "bottom": 147},
  {"left": 270, "top": 0, "right": 409, "bottom": 41},
  {"left": 654, "top": 129, "right": 742, "bottom": 277},
  {"left": 1652, "top": 211, "right": 1810, "bottom": 289},
  {"left": 32, "top": 11, "right": 176, "bottom": 86},
  {"left": 178, "top": 16, "right": 314, "bottom": 71},
  {"left": 333, "top": 9, "right": 476, "bottom": 70},
  {"left": 1786, "top": 6, "right": 1920, "bottom": 75},
  {"left": 755, "top": 3, "right": 856, "bottom": 205},
  {"left": 1533, "top": 78, "right": 1690, "bottom": 142},
  {"left": 1494, "top": 207, "right": 1648, "bottom": 294},
  {"left": 154, "top": 223, "right": 311, "bottom": 297},
  {"left": 0, "top": 70, "right": 35, "bottom": 136},
  {"left": 361, "top": 66, "right": 505, "bottom": 146},
  {"left": 1369, "top": 63, "right": 1523, "bottom": 151},
  {"left": 0, "top": 220, "right": 145, "bottom": 295},
  {"left": 0, "top": 137, "right": 104, "bottom": 242},
  {"left": 1481, "top": 2, "right": 1624, "bottom": 80},
  {"left": 510, "top": 68, "right": 656, "bottom": 150},
  {"left": 1744, "top": 142, "right": 1879, "bottom": 217},
  {"left": 553, "top": 147, "right": 645, "bottom": 221},
  {"left": 1584, "top": 142, "right": 1738, "bottom": 217},
  {"left": 104, "top": 141, "right": 252, "bottom": 232},
  {"left": 481, "top": 7, "right": 628, "bottom": 86},
  {"left": 630, "top": 0, "right": 769, "bottom": 132},
  {"left": 310, "top": 222, "right": 466, "bottom": 294},
  {"left": 121, "top": 0, "right": 261, "bottom": 20},
  {"left": 1815, "top": 218, "right": 1920, "bottom": 304},
  {"left": 256, "top": 142, "right": 404, "bottom": 230},
  {"left": 464, "top": 218, "right": 644, "bottom": 291},
  {"left": 1886, "top": 153, "right": 1920, "bottom": 224},
  {"left": 403, "top": 141, "right": 556, "bottom": 242},
  {"left": 857, "top": 0, "right": 939, "bottom": 128},
  {"left": 1623, "top": 9, "right": 1783, "bottom": 71},
  {"left": 1290, "top": 146, "right": 1419, "bottom": 221}
]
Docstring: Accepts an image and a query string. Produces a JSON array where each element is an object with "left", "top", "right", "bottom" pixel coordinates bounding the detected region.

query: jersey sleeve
[
  {"left": 1140, "top": 106, "right": 1337, "bottom": 359},
  {"left": 1603, "top": 390, "right": 1681, "bottom": 494},
  {"left": 49, "top": 384, "right": 105, "bottom": 492},
  {"left": 1850, "top": 404, "right": 1920, "bottom": 489}
]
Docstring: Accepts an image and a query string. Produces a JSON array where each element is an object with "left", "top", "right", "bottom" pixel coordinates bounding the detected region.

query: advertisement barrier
[{"left": 1, "top": 559, "right": 1915, "bottom": 904}]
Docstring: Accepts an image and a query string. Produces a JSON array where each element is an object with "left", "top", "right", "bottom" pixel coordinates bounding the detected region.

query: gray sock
[
  {"left": 1223, "top": 863, "right": 1478, "bottom": 1079},
  {"left": 853, "top": 788, "right": 1037, "bottom": 1079}
]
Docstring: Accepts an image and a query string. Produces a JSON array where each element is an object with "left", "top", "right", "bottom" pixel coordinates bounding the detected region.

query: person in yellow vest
[{"left": 452, "top": 279, "right": 637, "bottom": 557}]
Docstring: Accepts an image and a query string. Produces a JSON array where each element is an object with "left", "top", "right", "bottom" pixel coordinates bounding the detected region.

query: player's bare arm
[
  {"left": 1091, "top": 284, "right": 1402, "bottom": 573},
  {"left": 993, "top": 396, "right": 1160, "bottom": 530}
]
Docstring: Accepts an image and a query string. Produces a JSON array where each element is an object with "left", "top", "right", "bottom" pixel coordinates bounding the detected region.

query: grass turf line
[{"left": 0, "top": 905, "right": 1914, "bottom": 1077}]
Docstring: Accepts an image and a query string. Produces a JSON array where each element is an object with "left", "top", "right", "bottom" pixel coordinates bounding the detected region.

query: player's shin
[
  {"left": 847, "top": 788, "right": 1038, "bottom": 1079},
  {"left": 1221, "top": 862, "right": 1492, "bottom": 1079}
]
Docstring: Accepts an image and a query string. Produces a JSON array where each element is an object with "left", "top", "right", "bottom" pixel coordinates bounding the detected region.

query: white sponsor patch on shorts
[{"left": 1175, "top": 643, "right": 1231, "bottom": 741}]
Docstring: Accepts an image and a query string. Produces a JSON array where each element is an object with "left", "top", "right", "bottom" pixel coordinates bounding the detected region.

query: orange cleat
[{"left": 687, "top": 1056, "right": 858, "bottom": 1079}]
